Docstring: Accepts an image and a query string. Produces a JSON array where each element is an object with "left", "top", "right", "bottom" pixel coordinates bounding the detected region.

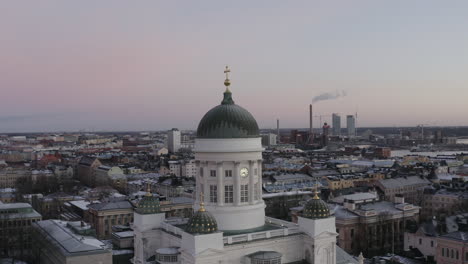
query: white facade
[
  {"left": 168, "top": 161, "right": 181, "bottom": 177},
  {"left": 133, "top": 212, "right": 346, "bottom": 264},
  {"left": 181, "top": 160, "right": 198, "bottom": 178},
  {"left": 132, "top": 131, "right": 353, "bottom": 264},
  {"left": 194, "top": 137, "right": 265, "bottom": 230},
  {"left": 133, "top": 213, "right": 347, "bottom": 264},
  {"left": 404, "top": 230, "right": 437, "bottom": 260},
  {"left": 261, "top": 133, "right": 277, "bottom": 147},
  {"left": 167, "top": 128, "right": 181, "bottom": 153}
]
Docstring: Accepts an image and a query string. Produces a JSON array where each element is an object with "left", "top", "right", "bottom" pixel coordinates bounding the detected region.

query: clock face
[{"left": 240, "top": 168, "right": 249, "bottom": 177}]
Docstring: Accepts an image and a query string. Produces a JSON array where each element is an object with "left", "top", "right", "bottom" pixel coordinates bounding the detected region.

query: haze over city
[
  {"left": 2, "top": 1, "right": 468, "bottom": 132},
  {"left": 4, "top": 2, "right": 468, "bottom": 264}
]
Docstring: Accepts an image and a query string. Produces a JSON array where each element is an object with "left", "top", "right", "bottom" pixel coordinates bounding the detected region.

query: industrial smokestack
[
  {"left": 276, "top": 118, "right": 280, "bottom": 144},
  {"left": 309, "top": 104, "right": 313, "bottom": 144}
]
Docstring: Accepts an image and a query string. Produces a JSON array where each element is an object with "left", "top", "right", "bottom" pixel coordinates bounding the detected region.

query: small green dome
[
  {"left": 303, "top": 194, "right": 330, "bottom": 219},
  {"left": 196, "top": 90, "right": 259, "bottom": 139},
  {"left": 136, "top": 193, "right": 161, "bottom": 215},
  {"left": 185, "top": 207, "right": 218, "bottom": 234}
]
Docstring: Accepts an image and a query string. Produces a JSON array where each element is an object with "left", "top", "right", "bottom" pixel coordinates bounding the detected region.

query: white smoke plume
[{"left": 312, "top": 90, "right": 347, "bottom": 103}]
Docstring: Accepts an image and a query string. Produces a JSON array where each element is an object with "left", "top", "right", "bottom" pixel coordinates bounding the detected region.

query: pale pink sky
[{"left": 1, "top": 1, "right": 468, "bottom": 132}]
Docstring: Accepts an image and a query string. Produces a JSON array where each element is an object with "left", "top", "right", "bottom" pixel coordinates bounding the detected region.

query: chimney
[
  {"left": 309, "top": 104, "right": 313, "bottom": 144},
  {"left": 276, "top": 118, "right": 280, "bottom": 144},
  {"left": 358, "top": 252, "right": 364, "bottom": 264}
]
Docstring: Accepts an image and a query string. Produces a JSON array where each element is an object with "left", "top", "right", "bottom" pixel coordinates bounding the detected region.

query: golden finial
[
  {"left": 145, "top": 182, "right": 152, "bottom": 197},
  {"left": 199, "top": 192, "right": 206, "bottom": 212},
  {"left": 224, "top": 65, "right": 231, "bottom": 90},
  {"left": 313, "top": 179, "right": 320, "bottom": 200}
]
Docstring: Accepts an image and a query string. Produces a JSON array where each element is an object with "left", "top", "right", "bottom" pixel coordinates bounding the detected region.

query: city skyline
[{"left": 2, "top": 1, "right": 468, "bottom": 132}]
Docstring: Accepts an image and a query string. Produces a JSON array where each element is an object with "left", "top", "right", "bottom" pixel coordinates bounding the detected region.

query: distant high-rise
[
  {"left": 332, "top": 113, "right": 341, "bottom": 136},
  {"left": 261, "top": 133, "right": 277, "bottom": 147},
  {"left": 322, "top": 122, "right": 330, "bottom": 146},
  {"left": 346, "top": 115, "right": 356, "bottom": 137},
  {"left": 167, "top": 128, "right": 181, "bottom": 153}
]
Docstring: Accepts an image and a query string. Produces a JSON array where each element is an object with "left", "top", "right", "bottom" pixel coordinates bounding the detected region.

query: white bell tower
[{"left": 194, "top": 66, "right": 265, "bottom": 231}]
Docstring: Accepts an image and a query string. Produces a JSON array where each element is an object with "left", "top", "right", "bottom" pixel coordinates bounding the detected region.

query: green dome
[
  {"left": 303, "top": 194, "right": 331, "bottom": 219},
  {"left": 185, "top": 208, "right": 218, "bottom": 234},
  {"left": 136, "top": 193, "right": 161, "bottom": 215},
  {"left": 196, "top": 90, "right": 259, "bottom": 139}
]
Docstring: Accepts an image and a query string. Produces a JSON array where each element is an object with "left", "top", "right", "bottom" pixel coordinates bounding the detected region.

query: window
[
  {"left": 419, "top": 238, "right": 422, "bottom": 245},
  {"left": 210, "top": 170, "right": 216, "bottom": 177},
  {"left": 251, "top": 258, "right": 281, "bottom": 264},
  {"left": 225, "top": 185, "right": 233, "bottom": 203},
  {"left": 430, "top": 241, "right": 434, "bottom": 247},
  {"left": 350, "top": 229, "right": 354, "bottom": 238},
  {"left": 210, "top": 185, "right": 217, "bottom": 203},
  {"left": 456, "top": 250, "right": 459, "bottom": 260},
  {"left": 442, "top": 248, "right": 445, "bottom": 257},
  {"left": 465, "top": 252, "right": 468, "bottom": 261},
  {"left": 241, "top": 185, "right": 248, "bottom": 203},
  {"left": 200, "top": 167, "right": 204, "bottom": 177},
  {"left": 254, "top": 168, "right": 258, "bottom": 175},
  {"left": 225, "top": 170, "right": 232, "bottom": 177},
  {"left": 451, "top": 249, "right": 454, "bottom": 258},
  {"left": 156, "top": 254, "right": 178, "bottom": 262}
]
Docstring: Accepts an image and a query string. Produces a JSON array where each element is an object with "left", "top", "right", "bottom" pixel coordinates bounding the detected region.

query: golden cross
[
  {"left": 224, "top": 65, "right": 230, "bottom": 80},
  {"left": 145, "top": 182, "right": 152, "bottom": 196},
  {"left": 199, "top": 192, "right": 206, "bottom": 212},
  {"left": 313, "top": 177, "right": 319, "bottom": 199}
]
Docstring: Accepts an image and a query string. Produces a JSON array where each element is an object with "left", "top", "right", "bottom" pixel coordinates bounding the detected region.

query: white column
[
  {"left": 234, "top": 162, "right": 240, "bottom": 205},
  {"left": 258, "top": 159, "right": 263, "bottom": 201},
  {"left": 203, "top": 163, "right": 210, "bottom": 204},
  {"left": 249, "top": 160, "right": 255, "bottom": 204},
  {"left": 197, "top": 161, "right": 205, "bottom": 205},
  {"left": 217, "top": 162, "right": 224, "bottom": 206}
]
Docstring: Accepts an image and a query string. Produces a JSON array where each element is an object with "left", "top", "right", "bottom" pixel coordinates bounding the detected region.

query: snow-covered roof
[{"left": 33, "top": 220, "right": 110, "bottom": 256}]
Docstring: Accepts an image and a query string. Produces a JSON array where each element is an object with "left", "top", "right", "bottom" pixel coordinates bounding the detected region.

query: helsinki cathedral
[{"left": 133, "top": 67, "right": 362, "bottom": 264}]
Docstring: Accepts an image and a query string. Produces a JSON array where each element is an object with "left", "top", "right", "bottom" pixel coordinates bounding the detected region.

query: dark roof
[
  {"left": 336, "top": 246, "right": 359, "bottom": 264},
  {"left": 88, "top": 201, "right": 133, "bottom": 211},
  {"left": 136, "top": 194, "right": 161, "bottom": 215},
  {"left": 78, "top": 156, "right": 98, "bottom": 166},
  {"left": 303, "top": 194, "right": 331, "bottom": 219},
  {"left": 33, "top": 220, "right": 109, "bottom": 256},
  {"left": 185, "top": 209, "right": 218, "bottom": 234},
  {"left": 420, "top": 220, "right": 438, "bottom": 237},
  {"left": 196, "top": 90, "right": 259, "bottom": 139},
  {"left": 440, "top": 231, "right": 468, "bottom": 242}
]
